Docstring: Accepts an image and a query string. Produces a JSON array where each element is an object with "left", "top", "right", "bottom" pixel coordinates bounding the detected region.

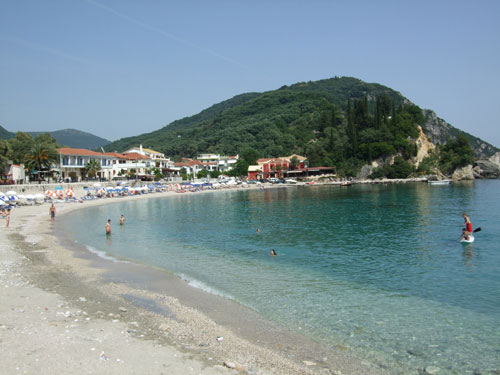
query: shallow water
[{"left": 61, "top": 181, "right": 500, "bottom": 374}]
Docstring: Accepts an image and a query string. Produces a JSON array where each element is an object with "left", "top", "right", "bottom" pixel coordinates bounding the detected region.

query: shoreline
[{"left": 1, "top": 185, "right": 384, "bottom": 374}]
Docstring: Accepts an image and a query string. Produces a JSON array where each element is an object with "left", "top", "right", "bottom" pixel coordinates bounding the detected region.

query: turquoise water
[{"left": 61, "top": 181, "right": 500, "bottom": 374}]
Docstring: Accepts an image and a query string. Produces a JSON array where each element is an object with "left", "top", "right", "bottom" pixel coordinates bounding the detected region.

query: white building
[
  {"left": 196, "top": 154, "right": 239, "bottom": 172},
  {"left": 57, "top": 148, "right": 116, "bottom": 181}
]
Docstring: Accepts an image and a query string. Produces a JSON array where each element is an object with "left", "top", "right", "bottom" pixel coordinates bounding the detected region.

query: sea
[{"left": 58, "top": 181, "right": 500, "bottom": 374}]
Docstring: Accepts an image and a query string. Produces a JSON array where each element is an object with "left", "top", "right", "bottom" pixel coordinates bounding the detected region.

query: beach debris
[
  {"left": 223, "top": 361, "right": 245, "bottom": 371},
  {"left": 100, "top": 351, "right": 110, "bottom": 361},
  {"left": 424, "top": 366, "right": 441, "bottom": 374},
  {"left": 79, "top": 297, "right": 86, "bottom": 302},
  {"left": 303, "top": 360, "right": 316, "bottom": 366},
  {"left": 216, "top": 336, "right": 223, "bottom": 342},
  {"left": 119, "top": 307, "right": 127, "bottom": 313}
]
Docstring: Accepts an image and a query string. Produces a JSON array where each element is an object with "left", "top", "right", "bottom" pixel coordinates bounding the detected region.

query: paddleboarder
[{"left": 463, "top": 212, "right": 472, "bottom": 237}]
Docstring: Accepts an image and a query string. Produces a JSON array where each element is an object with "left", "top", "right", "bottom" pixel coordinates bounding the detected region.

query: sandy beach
[{"left": 1, "top": 185, "right": 384, "bottom": 375}]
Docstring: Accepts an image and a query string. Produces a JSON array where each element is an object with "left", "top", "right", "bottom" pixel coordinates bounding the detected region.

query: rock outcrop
[
  {"left": 414, "top": 125, "right": 435, "bottom": 168},
  {"left": 452, "top": 165, "right": 475, "bottom": 180},
  {"left": 422, "top": 109, "right": 498, "bottom": 159},
  {"left": 473, "top": 160, "right": 500, "bottom": 179}
]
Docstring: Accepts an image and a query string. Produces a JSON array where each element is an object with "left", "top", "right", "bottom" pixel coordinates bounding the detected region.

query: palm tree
[
  {"left": 25, "top": 142, "right": 58, "bottom": 179},
  {"left": 84, "top": 159, "right": 101, "bottom": 179}
]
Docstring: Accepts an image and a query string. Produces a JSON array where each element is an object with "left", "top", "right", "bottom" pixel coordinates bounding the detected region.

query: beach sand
[{"left": 1, "top": 186, "right": 384, "bottom": 375}]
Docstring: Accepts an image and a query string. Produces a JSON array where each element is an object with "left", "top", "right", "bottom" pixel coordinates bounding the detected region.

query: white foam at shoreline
[
  {"left": 85, "top": 245, "right": 129, "bottom": 263},
  {"left": 178, "top": 273, "right": 235, "bottom": 300}
]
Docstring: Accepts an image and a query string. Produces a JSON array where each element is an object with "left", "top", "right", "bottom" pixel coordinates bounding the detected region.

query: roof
[
  {"left": 286, "top": 154, "right": 307, "bottom": 161},
  {"left": 257, "top": 158, "right": 289, "bottom": 164},
  {"left": 120, "top": 152, "right": 150, "bottom": 160},
  {"left": 57, "top": 148, "right": 104, "bottom": 157},
  {"left": 175, "top": 160, "right": 202, "bottom": 167},
  {"left": 248, "top": 165, "right": 262, "bottom": 172},
  {"left": 141, "top": 147, "right": 163, "bottom": 155}
]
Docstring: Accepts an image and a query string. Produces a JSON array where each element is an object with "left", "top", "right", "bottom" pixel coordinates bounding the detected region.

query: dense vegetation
[
  {"left": 105, "top": 77, "right": 430, "bottom": 176},
  {"left": 0, "top": 132, "right": 59, "bottom": 178}
]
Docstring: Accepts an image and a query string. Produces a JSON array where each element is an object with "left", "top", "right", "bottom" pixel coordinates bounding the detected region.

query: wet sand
[{"left": 1, "top": 186, "right": 384, "bottom": 374}]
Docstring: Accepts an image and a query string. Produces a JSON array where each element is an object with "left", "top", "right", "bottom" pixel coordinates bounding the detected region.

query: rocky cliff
[{"left": 422, "top": 110, "right": 497, "bottom": 159}]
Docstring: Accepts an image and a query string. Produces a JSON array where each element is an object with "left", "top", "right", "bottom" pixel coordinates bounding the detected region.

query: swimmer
[
  {"left": 119, "top": 214, "right": 125, "bottom": 225},
  {"left": 257, "top": 227, "right": 260, "bottom": 233},
  {"left": 270, "top": 249, "right": 277, "bottom": 256},
  {"left": 105, "top": 219, "right": 112, "bottom": 235}
]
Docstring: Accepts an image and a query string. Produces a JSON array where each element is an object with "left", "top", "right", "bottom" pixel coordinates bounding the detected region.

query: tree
[
  {"left": 196, "top": 169, "right": 209, "bottom": 179},
  {"left": 85, "top": 159, "right": 102, "bottom": 179},
  {"left": 439, "top": 134, "right": 475, "bottom": 174},
  {"left": 9, "top": 132, "right": 34, "bottom": 164},
  {"left": 151, "top": 167, "right": 163, "bottom": 181},
  {"left": 0, "top": 140, "right": 11, "bottom": 172},
  {"left": 228, "top": 159, "right": 249, "bottom": 177},
  {"left": 25, "top": 142, "right": 58, "bottom": 173}
]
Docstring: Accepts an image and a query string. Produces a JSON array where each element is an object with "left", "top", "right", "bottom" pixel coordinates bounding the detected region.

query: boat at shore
[{"left": 428, "top": 179, "right": 452, "bottom": 185}]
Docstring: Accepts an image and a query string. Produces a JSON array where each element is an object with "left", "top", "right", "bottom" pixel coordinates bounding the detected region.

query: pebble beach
[{"left": 0, "top": 183, "right": 385, "bottom": 375}]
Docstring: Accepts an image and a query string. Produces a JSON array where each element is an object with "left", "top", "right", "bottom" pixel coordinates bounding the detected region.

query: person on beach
[
  {"left": 270, "top": 249, "right": 277, "bottom": 256},
  {"left": 119, "top": 214, "right": 125, "bottom": 225},
  {"left": 257, "top": 227, "right": 260, "bottom": 233},
  {"left": 463, "top": 212, "right": 472, "bottom": 237},
  {"left": 49, "top": 203, "right": 56, "bottom": 222},
  {"left": 106, "top": 219, "right": 112, "bottom": 235},
  {"left": 5, "top": 208, "right": 11, "bottom": 228}
]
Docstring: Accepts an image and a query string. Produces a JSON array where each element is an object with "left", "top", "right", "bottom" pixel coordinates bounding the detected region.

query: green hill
[
  {"left": 1, "top": 126, "right": 110, "bottom": 150},
  {"left": 0, "top": 125, "right": 15, "bottom": 140},
  {"left": 104, "top": 76, "right": 497, "bottom": 174},
  {"left": 27, "top": 129, "right": 110, "bottom": 149}
]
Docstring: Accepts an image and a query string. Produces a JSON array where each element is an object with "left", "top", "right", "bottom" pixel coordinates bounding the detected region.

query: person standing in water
[
  {"left": 106, "top": 219, "right": 112, "bottom": 235},
  {"left": 119, "top": 214, "right": 125, "bottom": 225},
  {"left": 49, "top": 203, "right": 56, "bottom": 222}
]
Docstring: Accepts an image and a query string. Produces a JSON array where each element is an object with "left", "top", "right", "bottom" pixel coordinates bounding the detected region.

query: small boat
[
  {"left": 284, "top": 179, "right": 297, "bottom": 184},
  {"left": 460, "top": 235, "right": 475, "bottom": 244},
  {"left": 428, "top": 180, "right": 452, "bottom": 185},
  {"left": 340, "top": 181, "right": 352, "bottom": 187}
]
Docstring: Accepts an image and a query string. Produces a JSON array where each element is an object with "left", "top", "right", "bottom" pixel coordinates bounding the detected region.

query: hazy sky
[{"left": 1, "top": 0, "right": 499, "bottom": 147}]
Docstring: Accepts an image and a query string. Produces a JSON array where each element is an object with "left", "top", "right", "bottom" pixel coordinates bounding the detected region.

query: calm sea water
[{"left": 60, "top": 181, "right": 500, "bottom": 374}]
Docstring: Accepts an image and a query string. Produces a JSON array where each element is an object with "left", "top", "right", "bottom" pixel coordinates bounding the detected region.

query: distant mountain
[
  {"left": 0, "top": 125, "right": 15, "bottom": 140},
  {"left": 1, "top": 126, "right": 110, "bottom": 150},
  {"left": 28, "top": 129, "right": 111, "bottom": 150},
  {"left": 104, "top": 77, "right": 497, "bottom": 164}
]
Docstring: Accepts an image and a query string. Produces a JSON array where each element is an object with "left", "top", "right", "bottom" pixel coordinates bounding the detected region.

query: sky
[{"left": 1, "top": 0, "right": 499, "bottom": 148}]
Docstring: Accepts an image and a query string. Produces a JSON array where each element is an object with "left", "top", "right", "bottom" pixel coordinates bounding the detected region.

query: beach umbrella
[
  {"left": 0, "top": 192, "right": 4, "bottom": 197},
  {"left": 55, "top": 186, "right": 63, "bottom": 191},
  {"left": 93, "top": 183, "right": 101, "bottom": 188},
  {"left": 105, "top": 186, "right": 114, "bottom": 191},
  {"left": 65, "top": 189, "right": 74, "bottom": 197},
  {"left": 17, "top": 194, "right": 26, "bottom": 199},
  {"left": 25, "top": 194, "right": 35, "bottom": 200},
  {"left": 45, "top": 189, "right": 53, "bottom": 196},
  {"left": 34, "top": 193, "right": 45, "bottom": 199},
  {"left": 5, "top": 190, "right": 17, "bottom": 196}
]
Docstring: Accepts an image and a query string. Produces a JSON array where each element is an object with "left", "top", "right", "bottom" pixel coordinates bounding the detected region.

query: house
[
  {"left": 248, "top": 165, "right": 262, "bottom": 180},
  {"left": 57, "top": 148, "right": 116, "bottom": 181},
  {"left": 122, "top": 145, "right": 179, "bottom": 178},
  {"left": 196, "top": 154, "right": 239, "bottom": 172},
  {"left": 256, "top": 158, "right": 291, "bottom": 179},
  {"left": 174, "top": 158, "right": 204, "bottom": 177}
]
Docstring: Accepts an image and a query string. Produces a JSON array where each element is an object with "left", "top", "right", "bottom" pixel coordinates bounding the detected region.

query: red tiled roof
[
  {"left": 57, "top": 148, "right": 103, "bottom": 156},
  {"left": 174, "top": 160, "right": 202, "bottom": 167},
  {"left": 120, "top": 152, "right": 150, "bottom": 160}
]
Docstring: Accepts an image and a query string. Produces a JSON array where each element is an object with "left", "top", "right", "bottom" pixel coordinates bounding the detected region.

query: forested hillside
[{"left": 104, "top": 77, "right": 498, "bottom": 176}]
